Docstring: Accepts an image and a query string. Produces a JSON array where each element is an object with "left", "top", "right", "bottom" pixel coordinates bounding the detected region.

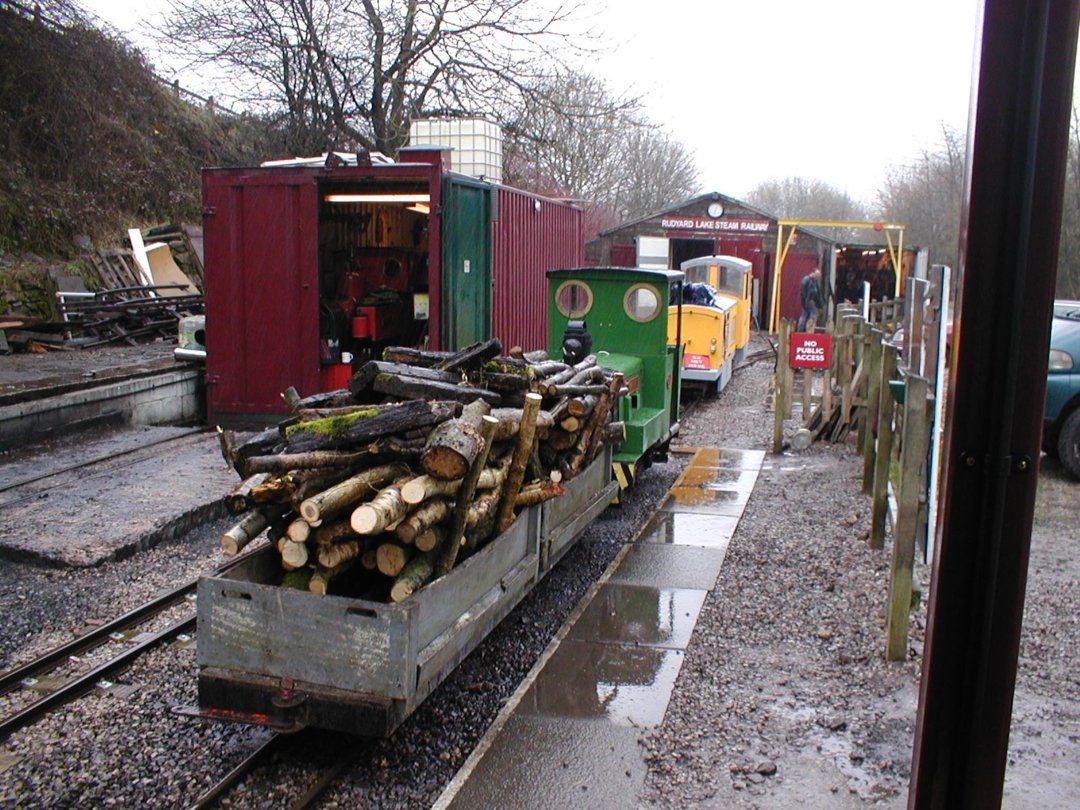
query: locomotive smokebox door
[{"left": 562, "top": 320, "right": 592, "bottom": 364}]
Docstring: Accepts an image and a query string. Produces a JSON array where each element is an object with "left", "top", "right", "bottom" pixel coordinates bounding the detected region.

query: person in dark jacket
[{"left": 798, "top": 267, "right": 825, "bottom": 331}]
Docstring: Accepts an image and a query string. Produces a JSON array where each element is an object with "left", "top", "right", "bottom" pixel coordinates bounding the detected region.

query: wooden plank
[
  {"left": 870, "top": 344, "right": 898, "bottom": 550},
  {"left": 886, "top": 374, "right": 930, "bottom": 661},
  {"left": 862, "top": 328, "right": 884, "bottom": 494},
  {"left": 772, "top": 320, "right": 792, "bottom": 454}
]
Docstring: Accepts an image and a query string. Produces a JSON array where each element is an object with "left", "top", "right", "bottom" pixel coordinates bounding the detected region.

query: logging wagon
[{"left": 183, "top": 267, "right": 683, "bottom": 737}]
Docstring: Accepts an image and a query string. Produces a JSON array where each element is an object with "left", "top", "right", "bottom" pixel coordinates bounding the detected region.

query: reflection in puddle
[
  {"left": 661, "top": 486, "right": 750, "bottom": 516},
  {"left": 687, "top": 448, "right": 766, "bottom": 470},
  {"left": 522, "top": 639, "right": 686, "bottom": 727},
  {"left": 570, "top": 584, "right": 707, "bottom": 648},
  {"left": 678, "top": 465, "right": 759, "bottom": 491},
  {"left": 638, "top": 511, "right": 739, "bottom": 549}
]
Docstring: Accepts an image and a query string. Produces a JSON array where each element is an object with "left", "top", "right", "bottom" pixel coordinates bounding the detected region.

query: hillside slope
[{"left": 0, "top": 3, "right": 279, "bottom": 316}]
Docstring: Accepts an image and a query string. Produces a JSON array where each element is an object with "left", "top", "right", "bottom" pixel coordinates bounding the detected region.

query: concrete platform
[
  {"left": 434, "top": 447, "right": 764, "bottom": 809},
  {"left": 0, "top": 425, "right": 235, "bottom": 567},
  {"left": 0, "top": 344, "right": 231, "bottom": 567},
  {"left": 0, "top": 343, "right": 203, "bottom": 447}
]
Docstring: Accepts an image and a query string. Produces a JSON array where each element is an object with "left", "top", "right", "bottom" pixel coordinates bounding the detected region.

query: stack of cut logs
[{"left": 217, "top": 338, "right": 626, "bottom": 604}]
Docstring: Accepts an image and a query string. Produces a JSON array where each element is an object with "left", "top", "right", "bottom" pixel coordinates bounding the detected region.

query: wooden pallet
[{"left": 89, "top": 249, "right": 147, "bottom": 294}]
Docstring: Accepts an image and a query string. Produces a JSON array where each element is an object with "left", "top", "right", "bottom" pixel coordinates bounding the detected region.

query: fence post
[
  {"left": 862, "top": 327, "right": 884, "bottom": 493},
  {"left": 886, "top": 373, "right": 930, "bottom": 661},
  {"left": 870, "top": 343, "right": 898, "bottom": 550},
  {"left": 773, "top": 319, "right": 792, "bottom": 454},
  {"left": 855, "top": 319, "right": 871, "bottom": 452}
]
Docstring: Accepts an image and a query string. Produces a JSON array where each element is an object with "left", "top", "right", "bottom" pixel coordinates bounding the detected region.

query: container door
[
  {"left": 441, "top": 179, "right": 492, "bottom": 348},
  {"left": 203, "top": 172, "right": 320, "bottom": 422}
]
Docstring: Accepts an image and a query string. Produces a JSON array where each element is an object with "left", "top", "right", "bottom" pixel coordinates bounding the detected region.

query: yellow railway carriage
[
  {"left": 679, "top": 255, "right": 754, "bottom": 361},
  {"left": 667, "top": 290, "right": 737, "bottom": 394}
]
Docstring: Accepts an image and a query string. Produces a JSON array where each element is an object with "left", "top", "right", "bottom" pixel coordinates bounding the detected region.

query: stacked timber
[{"left": 217, "top": 339, "right": 625, "bottom": 603}]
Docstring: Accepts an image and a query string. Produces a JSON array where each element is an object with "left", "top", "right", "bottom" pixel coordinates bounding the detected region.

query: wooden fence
[{"left": 773, "top": 267, "right": 951, "bottom": 660}]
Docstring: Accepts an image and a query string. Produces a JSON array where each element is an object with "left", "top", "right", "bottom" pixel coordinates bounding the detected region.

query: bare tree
[
  {"left": 1056, "top": 109, "right": 1080, "bottom": 299},
  {"left": 502, "top": 71, "right": 699, "bottom": 237},
  {"left": 160, "top": 0, "right": 592, "bottom": 155},
  {"left": 746, "top": 177, "right": 868, "bottom": 220},
  {"left": 873, "top": 126, "right": 965, "bottom": 270}
]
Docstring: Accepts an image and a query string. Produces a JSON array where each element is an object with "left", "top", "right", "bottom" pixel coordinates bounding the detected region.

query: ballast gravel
[{"left": 1, "top": 335, "right": 1077, "bottom": 809}]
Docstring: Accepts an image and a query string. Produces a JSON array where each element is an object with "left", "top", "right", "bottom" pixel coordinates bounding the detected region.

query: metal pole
[{"left": 908, "top": 0, "right": 1079, "bottom": 806}]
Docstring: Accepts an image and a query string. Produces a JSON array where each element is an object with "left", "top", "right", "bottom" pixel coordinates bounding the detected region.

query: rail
[{"left": 0, "top": 547, "right": 258, "bottom": 741}]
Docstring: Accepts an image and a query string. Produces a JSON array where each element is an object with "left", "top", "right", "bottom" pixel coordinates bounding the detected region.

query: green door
[{"left": 442, "top": 179, "right": 492, "bottom": 348}]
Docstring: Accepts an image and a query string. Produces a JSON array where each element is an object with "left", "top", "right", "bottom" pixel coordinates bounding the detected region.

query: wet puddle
[{"left": 518, "top": 638, "right": 686, "bottom": 727}]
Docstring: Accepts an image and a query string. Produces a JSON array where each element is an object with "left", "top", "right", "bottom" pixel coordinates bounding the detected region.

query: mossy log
[
  {"left": 389, "top": 549, "right": 440, "bottom": 603},
  {"left": 381, "top": 346, "right": 455, "bottom": 367},
  {"left": 350, "top": 360, "right": 461, "bottom": 396},
  {"left": 280, "top": 570, "right": 313, "bottom": 590},
  {"left": 283, "top": 400, "right": 459, "bottom": 454},
  {"left": 435, "top": 338, "right": 503, "bottom": 373},
  {"left": 420, "top": 399, "right": 492, "bottom": 480},
  {"left": 298, "top": 461, "right": 412, "bottom": 525}
]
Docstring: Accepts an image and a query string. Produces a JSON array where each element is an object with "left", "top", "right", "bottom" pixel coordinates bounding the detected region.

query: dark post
[{"left": 908, "top": 0, "right": 1079, "bottom": 807}]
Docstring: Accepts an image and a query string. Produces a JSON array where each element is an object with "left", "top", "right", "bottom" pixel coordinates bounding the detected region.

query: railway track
[
  {"left": 188, "top": 732, "right": 366, "bottom": 810},
  {"left": 0, "top": 547, "right": 251, "bottom": 742},
  {"left": 0, "top": 426, "right": 209, "bottom": 510}
]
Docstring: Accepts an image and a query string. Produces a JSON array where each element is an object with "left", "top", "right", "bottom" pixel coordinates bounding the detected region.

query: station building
[{"left": 585, "top": 192, "right": 835, "bottom": 328}]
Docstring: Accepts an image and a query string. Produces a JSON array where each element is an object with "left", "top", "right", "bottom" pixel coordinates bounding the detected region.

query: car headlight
[{"left": 1049, "top": 349, "right": 1075, "bottom": 371}]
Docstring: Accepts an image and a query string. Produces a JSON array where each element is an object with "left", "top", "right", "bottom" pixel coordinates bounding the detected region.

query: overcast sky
[{"left": 83, "top": 0, "right": 985, "bottom": 205}]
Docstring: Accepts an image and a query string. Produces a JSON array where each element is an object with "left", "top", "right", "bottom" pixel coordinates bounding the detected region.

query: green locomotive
[{"left": 547, "top": 267, "right": 683, "bottom": 488}]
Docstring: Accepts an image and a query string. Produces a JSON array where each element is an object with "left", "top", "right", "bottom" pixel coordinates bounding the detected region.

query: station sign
[
  {"left": 660, "top": 217, "right": 770, "bottom": 234},
  {"left": 790, "top": 333, "right": 832, "bottom": 369}
]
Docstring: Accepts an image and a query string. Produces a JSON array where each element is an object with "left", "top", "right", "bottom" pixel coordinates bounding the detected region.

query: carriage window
[
  {"left": 624, "top": 284, "right": 661, "bottom": 322},
  {"left": 555, "top": 280, "right": 593, "bottom": 318}
]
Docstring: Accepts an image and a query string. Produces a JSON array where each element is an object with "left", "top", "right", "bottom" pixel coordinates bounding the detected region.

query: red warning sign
[{"left": 790, "top": 333, "right": 832, "bottom": 369}]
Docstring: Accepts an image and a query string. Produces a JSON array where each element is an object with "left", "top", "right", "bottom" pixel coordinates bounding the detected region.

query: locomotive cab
[{"left": 547, "top": 267, "right": 683, "bottom": 484}]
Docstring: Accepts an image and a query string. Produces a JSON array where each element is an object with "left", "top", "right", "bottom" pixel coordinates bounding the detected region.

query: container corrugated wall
[{"left": 492, "top": 188, "right": 583, "bottom": 351}]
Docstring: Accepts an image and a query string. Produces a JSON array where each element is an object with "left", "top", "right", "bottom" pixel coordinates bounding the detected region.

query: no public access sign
[{"left": 790, "top": 333, "right": 832, "bottom": 369}]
